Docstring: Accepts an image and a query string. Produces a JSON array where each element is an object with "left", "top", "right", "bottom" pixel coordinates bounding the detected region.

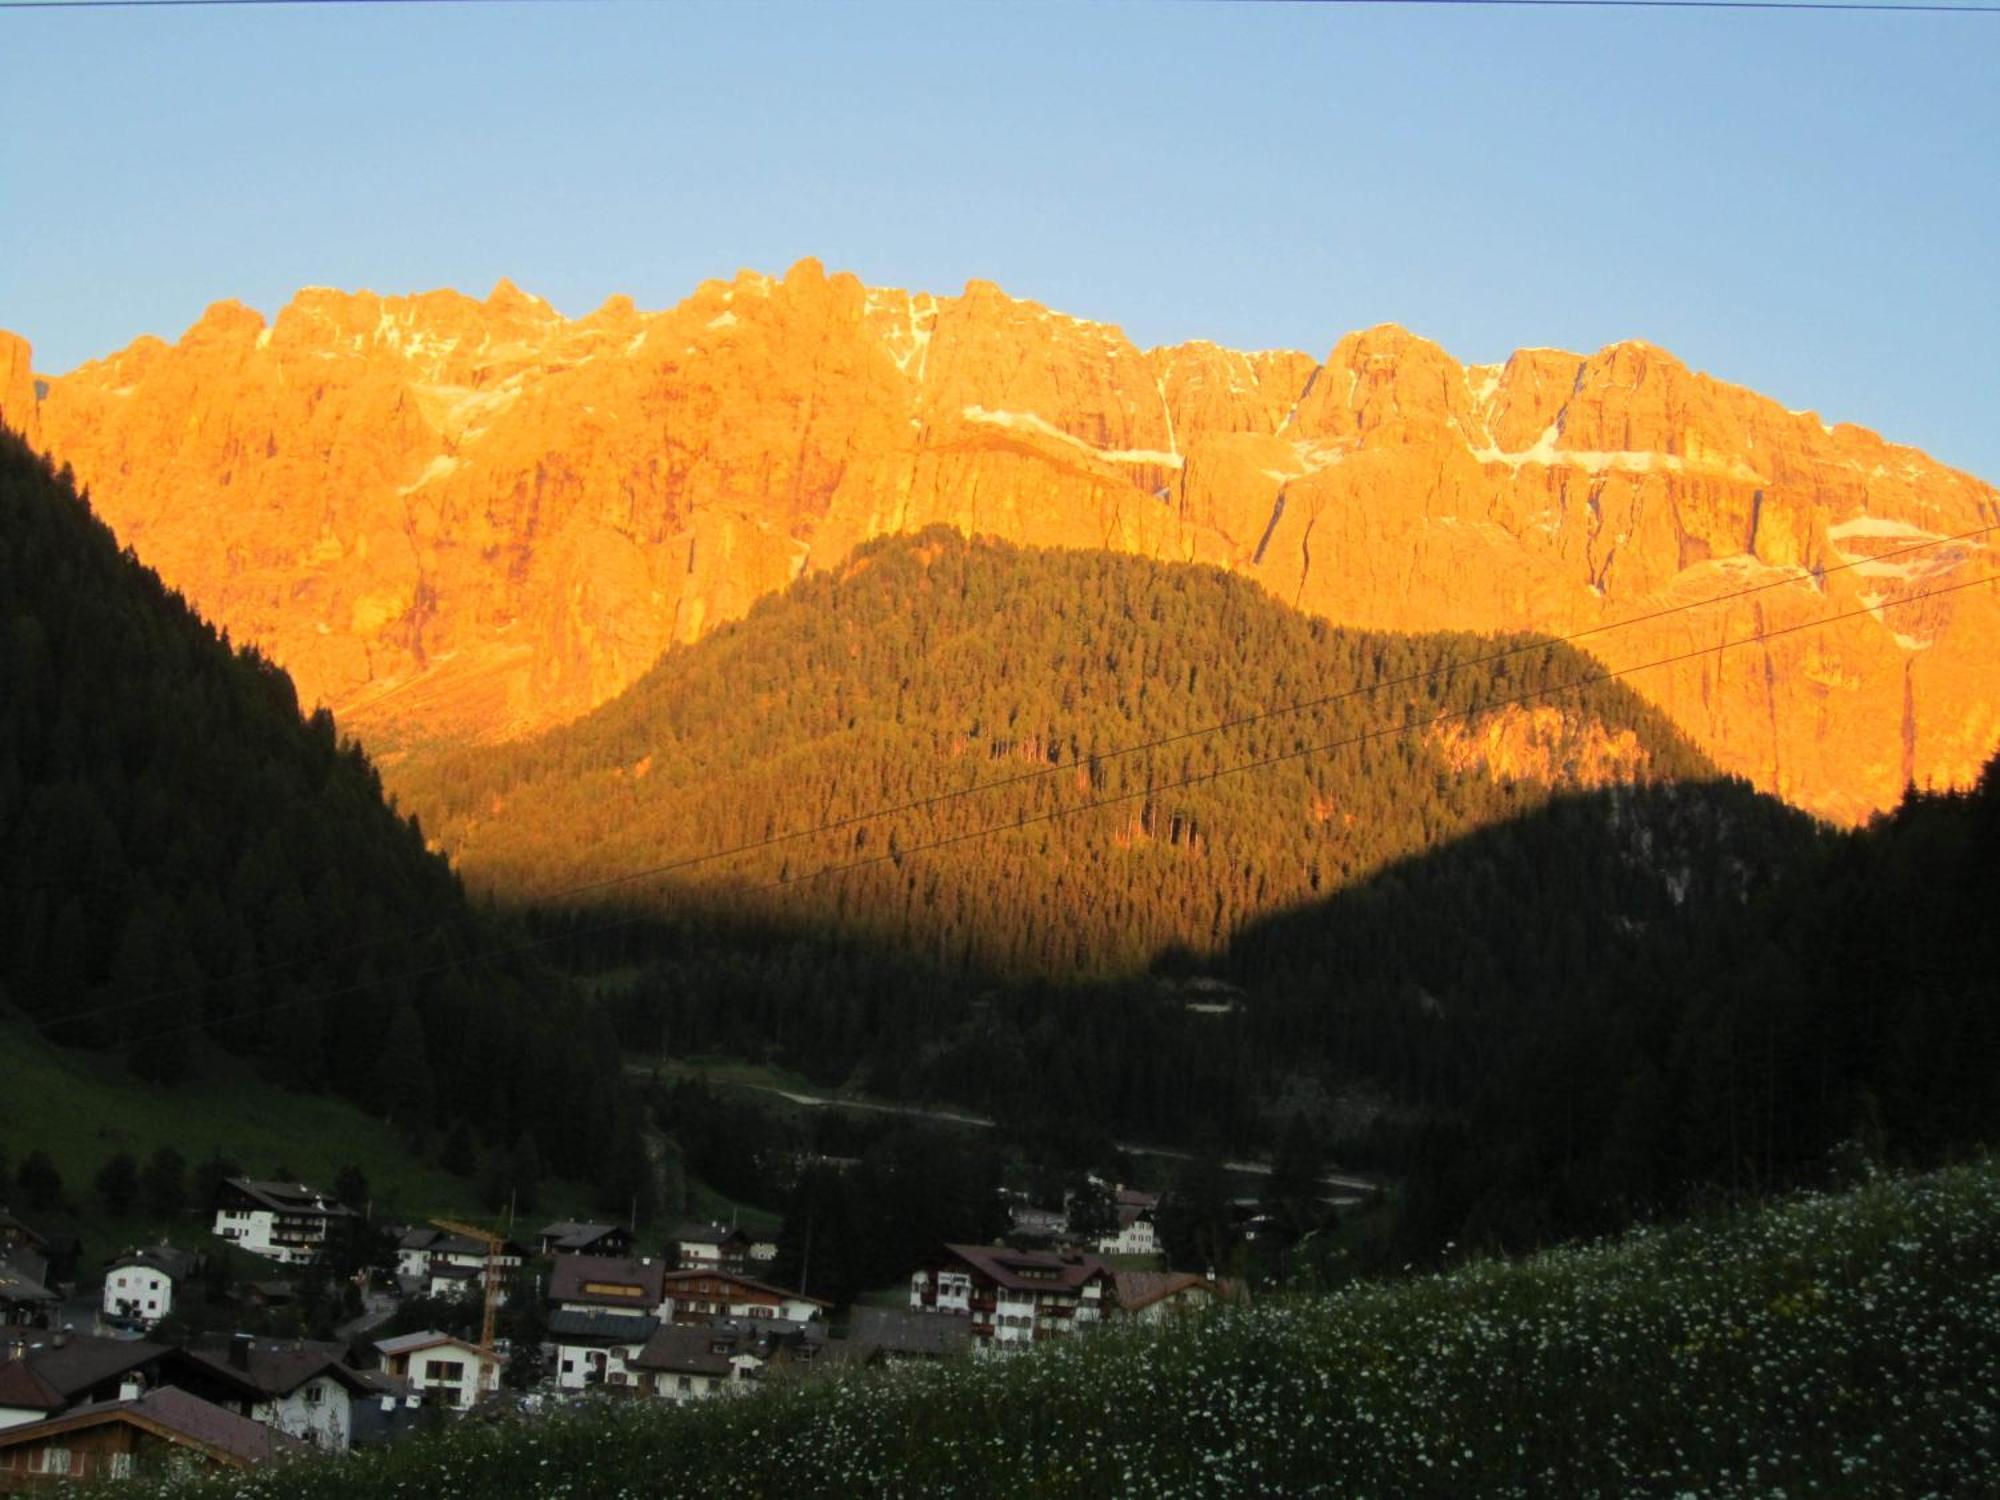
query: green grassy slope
[
  {"left": 138, "top": 1158, "right": 2000, "bottom": 1498},
  {"left": 0, "top": 1019, "right": 597, "bottom": 1262}
]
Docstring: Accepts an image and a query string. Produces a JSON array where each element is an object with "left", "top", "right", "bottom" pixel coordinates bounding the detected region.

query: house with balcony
[
  {"left": 209, "top": 1181, "right": 355, "bottom": 1265},
  {"left": 909, "top": 1244, "right": 1114, "bottom": 1350}
]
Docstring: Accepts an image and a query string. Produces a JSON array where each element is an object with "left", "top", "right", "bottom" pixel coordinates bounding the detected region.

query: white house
[
  {"left": 631, "top": 1323, "right": 767, "bottom": 1402},
  {"left": 210, "top": 1180, "right": 356, "bottom": 1265},
  {"left": 547, "top": 1310, "right": 657, "bottom": 1391},
  {"left": 100, "top": 1247, "right": 197, "bottom": 1329},
  {"left": 910, "top": 1245, "right": 1114, "bottom": 1350},
  {"left": 1095, "top": 1187, "right": 1162, "bottom": 1257},
  {"left": 181, "top": 1335, "right": 373, "bottom": 1453},
  {"left": 395, "top": 1229, "right": 524, "bottom": 1286},
  {"left": 373, "top": 1332, "right": 501, "bottom": 1411}
]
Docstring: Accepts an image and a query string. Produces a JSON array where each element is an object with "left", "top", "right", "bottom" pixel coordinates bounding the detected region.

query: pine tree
[
  {"left": 140, "top": 1147, "right": 187, "bottom": 1219},
  {"left": 95, "top": 1152, "right": 140, "bottom": 1216}
]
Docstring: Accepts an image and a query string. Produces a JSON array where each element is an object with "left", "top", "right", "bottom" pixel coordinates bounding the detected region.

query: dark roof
[
  {"left": 546, "top": 1309, "right": 658, "bottom": 1344},
  {"left": 0, "top": 1359, "right": 65, "bottom": 1413},
  {"left": 402, "top": 1229, "right": 521, "bottom": 1259},
  {"left": 0, "top": 1385, "right": 300, "bottom": 1467},
  {"left": 0, "top": 1211, "right": 48, "bottom": 1250},
  {"left": 845, "top": 1306, "right": 972, "bottom": 1358},
  {"left": 427, "top": 1263, "right": 483, "bottom": 1282},
  {"left": 632, "top": 1324, "right": 756, "bottom": 1378},
  {"left": 178, "top": 1337, "right": 371, "bottom": 1399},
  {"left": 218, "top": 1179, "right": 357, "bottom": 1217},
  {"left": 8, "top": 1333, "right": 167, "bottom": 1399},
  {"left": 547, "top": 1254, "right": 664, "bottom": 1310},
  {"left": 107, "top": 1245, "right": 199, "bottom": 1281},
  {"left": 660, "top": 1267, "right": 829, "bottom": 1308},
  {"left": 0, "top": 1257, "right": 56, "bottom": 1306},
  {"left": 941, "top": 1244, "right": 1114, "bottom": 1293},
  {"left": 670, "top": 1221, "right": 749, "bottom": 1248},
  {"left": 538, "top": 1220, "right": 626, "bottom": 1247}
]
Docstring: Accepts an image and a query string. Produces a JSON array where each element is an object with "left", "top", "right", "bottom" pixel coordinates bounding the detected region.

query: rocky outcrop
[{"left": 11, "top": 262, "right": 1997, "bottom": 822}]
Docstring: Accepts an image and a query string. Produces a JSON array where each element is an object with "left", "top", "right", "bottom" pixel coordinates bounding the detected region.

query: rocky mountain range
[{"left": 4, "top": 258, "right": 1995, "bottom": 822}]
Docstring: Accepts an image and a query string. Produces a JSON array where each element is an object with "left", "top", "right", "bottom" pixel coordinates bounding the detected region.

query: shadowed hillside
[{"left": 0, "top": 431, "right": 641, "bottom": 1190}]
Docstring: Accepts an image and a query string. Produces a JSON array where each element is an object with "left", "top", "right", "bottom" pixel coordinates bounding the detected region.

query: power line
[
  {"left": 37, "top": 520, "right": 1995, "bottom": 1031},
  {"left": 5, "top": 0, "right": 1994, "bottom": 11},
  {"left": 93, "top": 568, "right": 1998, "bottom": 1055},
  {"left": 762, "top": 571, "right": 1999, "bottom": 892}
]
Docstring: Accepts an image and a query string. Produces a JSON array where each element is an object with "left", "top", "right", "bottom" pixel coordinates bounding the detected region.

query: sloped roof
[
  {"left": 0, "top": 1359, "right": 64, "bottom": 1413},
  {"left": 670, "top": 1221, "right": 748, "bottom": 1248},
  {"left": 179, "top": 1338, "right": 371, "bottom": 1399},
  {"left": 0, "top": 1257, "right": 56, "bottom": 1306},
  {"left": 10, "top": 1333, "right": 167, "bottom": 1399},
  {"left": 538, "top": 1221, "right": 626, "bottom": 1248},
  {"left": 661, "top": 1267, "right": 829, "bottom": 1308},
  {"left": 546, "top": 1309, "right": 658, "bottom": 1344},
  {"left": 845, "top": 1306, "right": 971, "bottom": 1358},
  {"left": 548, "top": 1254, "right": 665, "bottom": 1309},
  {"left": 218, "top": 1179, "right": 356, "bottom": 1217},
  {"left": 0, "top": 1385, "right": 300, "bottom": 1467},
  {"left": 107, "top": 1245, "right": 199, "bottom": 1281},
  {"left": 941, "top": 1244, "right": 1113, "bottom": 1293},
  {"left": 374, "top": 1330, "right": 497, "bottom": 1361},
  {"left": 632, "top": 1324, "right": 756, "bottom": 1378}
]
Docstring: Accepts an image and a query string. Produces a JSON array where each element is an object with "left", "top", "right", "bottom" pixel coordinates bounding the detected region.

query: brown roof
[
  {"left": 547, "top": 1254, "right": 665, "bottom": 1311},
  {"left": 941, "top": 1244, "right": 1113, "bottom": 1294},
  {"left": 9, "top": 1333, "right": 167, "bottom": 1400},
  {"left": 0, "top": 1385, "right": 300, "bottom": 1468},
  {"left": 632, "top": 1324, "right": 758, "bottom": 1379},
  {"left": 660, "top": 1268, "right": 828, "bottom": 1308},
  {"left": 0, "top": 1359, "right": 64, "bottom": 1413}
]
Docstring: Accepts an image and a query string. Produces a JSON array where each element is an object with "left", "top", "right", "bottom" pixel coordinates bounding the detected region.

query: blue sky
[{"left": 5, "top": 0, "right": 1997, "bottom": 480}]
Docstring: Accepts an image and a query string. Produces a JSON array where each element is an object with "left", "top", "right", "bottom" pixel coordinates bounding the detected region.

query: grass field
[
  {"left": 120, "top": 1156, "right": 2000, "bottom": 1497},
  {"left": 0, "top": 1020, "right": 601, "bottom": 1267}
]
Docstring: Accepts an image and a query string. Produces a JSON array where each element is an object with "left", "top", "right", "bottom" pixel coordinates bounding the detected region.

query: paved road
[{"left": 628, "top": 1062, "right": 1380, "bottom": 1194}]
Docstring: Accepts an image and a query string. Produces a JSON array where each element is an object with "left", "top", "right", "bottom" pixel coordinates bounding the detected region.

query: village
[{"left": 0, "top": 1172, "right": 1239, "bottom": 1487}]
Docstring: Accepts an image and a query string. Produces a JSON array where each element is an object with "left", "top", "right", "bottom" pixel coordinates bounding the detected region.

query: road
[{"left": 626, "top": 1062, "right": 1379, "bottom": 1195}]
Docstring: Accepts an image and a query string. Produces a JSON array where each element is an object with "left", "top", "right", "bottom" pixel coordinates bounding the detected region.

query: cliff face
[{"left": 9, "top": 259, "right": 1996, "bottom": 821}]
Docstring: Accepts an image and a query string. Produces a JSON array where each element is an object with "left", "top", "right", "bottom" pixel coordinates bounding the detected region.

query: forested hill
[
  {"left": 389, "top": 529, "right": 1720, "bottom": 980},
  {"left": 1215, "top": 755, "right": 1998, "bottom": 1257},
  {"left": 0, "top": 432, "right": 634, "bottom": 1183}
]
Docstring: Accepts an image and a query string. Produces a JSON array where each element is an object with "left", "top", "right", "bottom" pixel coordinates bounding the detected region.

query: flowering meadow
[{"left": 144, "top": 1159, "right": 1999, "bottom": 1498}]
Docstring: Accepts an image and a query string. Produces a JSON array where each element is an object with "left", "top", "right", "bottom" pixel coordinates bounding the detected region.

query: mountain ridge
[{"left": 5, "top": 259, "right": 1996, "bottom": 823}]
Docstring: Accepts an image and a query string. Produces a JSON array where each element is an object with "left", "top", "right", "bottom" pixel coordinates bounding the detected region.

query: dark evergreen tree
[
  {"left": 140, "top": 1147, "right": 187, "bottom": 1220},
  {"left": 94, "top": 1152, "right": 140, "bottom": 1216}
]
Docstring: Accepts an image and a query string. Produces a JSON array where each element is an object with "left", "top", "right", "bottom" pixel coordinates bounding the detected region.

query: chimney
[
  {"left": 119, "top": 1376, "right": 144, "bottom": 1402},
  {"left": 229, "top": 1332, "right": 253, "bottom": 1370}
]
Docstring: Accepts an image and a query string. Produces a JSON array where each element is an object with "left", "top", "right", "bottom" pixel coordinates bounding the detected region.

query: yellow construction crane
[{"left": 429, "top": 1217, "right": 508, "bottom": 1355}]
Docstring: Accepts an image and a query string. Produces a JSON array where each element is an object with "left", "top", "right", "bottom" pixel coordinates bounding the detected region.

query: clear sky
[{"left": 5, "top": 0, "right": 1997, "bottom": 481}]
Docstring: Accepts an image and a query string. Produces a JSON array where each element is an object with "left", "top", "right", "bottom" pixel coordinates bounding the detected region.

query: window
[
  {"left": 303, "top": 1384, "right": 323, "bottom": 1406},
  {"left": 110, "top": 1452, "right": 134, "bottom": 1480},
  {"left": 41, "top": 1448, "right": 72, "bottom": 1475},
  {"left": 676, "top": 1376, "right": 692, "bottom": 1392}
]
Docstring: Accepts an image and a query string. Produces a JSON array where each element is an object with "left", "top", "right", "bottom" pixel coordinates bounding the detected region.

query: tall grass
[{"left": 145, "top": 1159, "right": 1999, "bottom": 1497}]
